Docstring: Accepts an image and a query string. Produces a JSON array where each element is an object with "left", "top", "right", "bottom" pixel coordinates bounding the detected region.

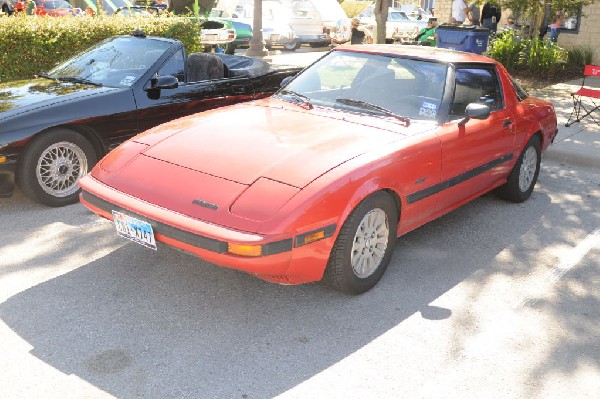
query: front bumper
[
  {"left": 0, "top": 156, "right": 17, "bottom": 198},
  {"left": 79, "top": 177, "right": 336, "bottom": 285}
]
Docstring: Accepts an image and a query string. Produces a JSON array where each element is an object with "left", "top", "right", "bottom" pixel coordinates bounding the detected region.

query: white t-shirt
[{"left": 452, "top": 0, "right": 468, "bottom": 23}]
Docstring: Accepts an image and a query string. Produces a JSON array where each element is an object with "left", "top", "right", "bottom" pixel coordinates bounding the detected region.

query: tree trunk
[{"left": 374, "top": 0, "right": 389, "bottom": 44}]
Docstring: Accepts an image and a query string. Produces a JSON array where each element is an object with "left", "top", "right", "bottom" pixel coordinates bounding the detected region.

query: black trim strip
[
  {"left": 406, "top": 153, "right": 514, "bottom": 204},
  {"left": 81, "top": 191, "right": 293, "bottom": 256},
  {"left": 294, "top": 224, "right": 337, "bottom": 248}
]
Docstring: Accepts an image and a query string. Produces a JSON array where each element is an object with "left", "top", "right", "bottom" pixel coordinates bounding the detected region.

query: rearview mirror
[
  {"left": 458, "top": 103, "right": 491, "bottom": 126},
  {"left": 280, "top": 76, "right": 294, "bottom": 87}
]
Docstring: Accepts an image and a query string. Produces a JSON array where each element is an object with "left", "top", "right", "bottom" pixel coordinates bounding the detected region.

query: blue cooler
[{"left": 435, "top": 25, "right": 491, "bottom": 54}]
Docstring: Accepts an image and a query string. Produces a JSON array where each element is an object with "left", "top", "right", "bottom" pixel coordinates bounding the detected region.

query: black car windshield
[
  {"left": 45, "top": 36, "right": 172, "bottom": 88},
  {"left": 279, "top": 50, "right": 448, "bottom": 122}
]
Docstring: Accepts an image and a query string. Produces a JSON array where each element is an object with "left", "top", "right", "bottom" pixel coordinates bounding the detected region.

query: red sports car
[{"left": 80, "top": 45, "right": 558, "bottom": 295}]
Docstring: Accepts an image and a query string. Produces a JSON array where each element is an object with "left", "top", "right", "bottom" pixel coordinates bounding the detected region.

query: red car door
[{"left": 435, "top": 66, "right": 516, "bottom": 212}]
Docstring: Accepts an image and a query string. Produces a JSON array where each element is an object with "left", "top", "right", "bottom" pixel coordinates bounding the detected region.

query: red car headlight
[
  {"left": 230, "top": 177, "right": 299, "bottom": 222},
  {"left": 99, "top": 141, "right": 149, "bottom": 173}
]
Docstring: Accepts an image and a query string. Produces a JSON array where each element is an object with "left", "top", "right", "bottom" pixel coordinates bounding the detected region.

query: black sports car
[{"left": 0, "top": 32, "right": 301, "bottom": 206}]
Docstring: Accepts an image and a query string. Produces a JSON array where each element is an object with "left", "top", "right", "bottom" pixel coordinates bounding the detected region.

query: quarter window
[{"left": 450, "top": 67, "right": 503, "bottom": 117}]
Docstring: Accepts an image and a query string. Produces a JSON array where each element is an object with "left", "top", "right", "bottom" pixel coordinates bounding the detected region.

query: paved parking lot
[{"left": 1, "top": 50, "right": 599, "bottom": 398}]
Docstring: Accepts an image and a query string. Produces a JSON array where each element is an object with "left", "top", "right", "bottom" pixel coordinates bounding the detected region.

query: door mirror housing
[
  {"left": 146, "top": 75, "right": 179, "bottom": 91},
  {"left": 458, "top": 103, "right": 491, "bottom": 126}
]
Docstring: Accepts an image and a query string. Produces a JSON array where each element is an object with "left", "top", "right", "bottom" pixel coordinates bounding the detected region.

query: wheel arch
[{"left": 17, "top": 124, "right": 107, "bottom": 167}]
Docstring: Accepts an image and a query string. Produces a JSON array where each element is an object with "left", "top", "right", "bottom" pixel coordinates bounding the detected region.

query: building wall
[{"left": 557, "top": 3, "right": 600, "bottom": 64}]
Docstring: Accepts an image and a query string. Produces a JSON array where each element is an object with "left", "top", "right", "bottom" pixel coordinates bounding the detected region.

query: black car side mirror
[
  {"left": 458, "top": 103, "right": 491, "bottom": 126},
  {"left": 146, "top": 75, "right": 179, "bottom": 91}
]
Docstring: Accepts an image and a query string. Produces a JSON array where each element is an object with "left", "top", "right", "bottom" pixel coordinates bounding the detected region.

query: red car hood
[
  {"left": 94, "top": 99, "right": 427, "bottom": 227},
  {"left": 137, "top": 99, "right": 413, "bottom": 188}
]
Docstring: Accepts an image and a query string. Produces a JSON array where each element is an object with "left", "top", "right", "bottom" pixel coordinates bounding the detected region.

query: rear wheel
[
  {"left": 17, "top": 128, "right": 97, "bottom": 207},
  {"left": 323, "top": 192, "right": 398, "bottom": 295},
  {"left": 496, "top": 135, "right": 541, "bottom": 203}
]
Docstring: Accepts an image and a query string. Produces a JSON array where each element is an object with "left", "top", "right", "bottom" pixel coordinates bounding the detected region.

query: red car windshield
[{"left": 280, "top": 50, "right": 448, "bottom": 122}]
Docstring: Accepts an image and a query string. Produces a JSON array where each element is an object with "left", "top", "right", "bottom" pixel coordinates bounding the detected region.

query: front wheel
[
  {"left": 17, "top": 128, "right": 97, "bottom": 207},
  {"left": 323, "top": 192, "right": 398, "bottom": 295},
  {"left": 496, "top": 135, "right": 541, "bottom": 202}
]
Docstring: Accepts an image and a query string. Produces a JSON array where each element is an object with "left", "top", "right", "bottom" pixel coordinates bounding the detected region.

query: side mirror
[
  {"left": 458, "top": 103, "right": 491, "bottom": 126},
  {"left": 280, "top": 76, "right": 294, "bottom": 88},
  {"left": 146, "top": 75, "right": 179, "bottom": 91}
]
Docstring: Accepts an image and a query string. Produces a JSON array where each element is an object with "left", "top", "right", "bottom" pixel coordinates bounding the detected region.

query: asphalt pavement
[{"left": 0, "top": 47, "right": 598, "bottom": 399}]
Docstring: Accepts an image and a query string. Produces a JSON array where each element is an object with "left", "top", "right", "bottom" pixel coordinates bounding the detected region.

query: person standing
[
  {"left": 549, "top": 12, "right": 563, "bottom": 42},
  {"left": 452, "top": 0, "right": 469, "bottom": 24},
  {"left": 349, "top": 17, "right": 373, "bottom": 45},
  {"left": 467, "top": 1, "right": 481, "bottom": 26},
  {"left": 481, "top": 2, "right": 501, "bottom": 32},
  {"left": 415, "top": 18, "right": 438, "bottom": 46}
]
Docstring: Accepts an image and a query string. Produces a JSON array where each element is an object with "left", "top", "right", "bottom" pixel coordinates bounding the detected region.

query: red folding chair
[{"left": 565, "top": 64, "right": 600, "bottom": 127}]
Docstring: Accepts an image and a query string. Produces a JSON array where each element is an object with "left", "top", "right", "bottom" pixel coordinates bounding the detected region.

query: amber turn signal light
[{"left": 228, "top": 243, "right": 262, "bottom": 257}]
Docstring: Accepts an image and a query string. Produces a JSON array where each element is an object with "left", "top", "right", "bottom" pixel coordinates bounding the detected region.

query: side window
[
  {"left": 158, "top": 49, "right": 185, "bottom": 82},
  {"left": 450, "top": 67, "right": 503, "bottom": 117}
]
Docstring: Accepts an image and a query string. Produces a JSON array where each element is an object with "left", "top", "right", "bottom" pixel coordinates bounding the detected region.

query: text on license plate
[
  {"left": 203, "top": 34, "right": 218, "bottom": 41},
  {"left": 112, "top": 210, "right": 157, "bottom": 250}
]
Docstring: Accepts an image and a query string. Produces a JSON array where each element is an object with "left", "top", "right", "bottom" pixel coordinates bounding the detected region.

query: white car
[
  {"left": 231, "top": 2, "right": 300, "bottom": 51},
  {"left": 199, "top": 19, "right": 237, "bottom": 46},
  {"left": 359, "top": 6, "right": 427, "bottom": 43}
]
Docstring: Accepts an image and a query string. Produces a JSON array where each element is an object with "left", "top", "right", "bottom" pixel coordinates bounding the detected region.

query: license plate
[
  {"left": 202, "top": 34, "right": 218, "bottom": 41},
  {"left": 112, "top": 210, "right": 157, "bottom": 250},
  {"left": 269, "top": 34, "right": 281, "bottom": 41}
]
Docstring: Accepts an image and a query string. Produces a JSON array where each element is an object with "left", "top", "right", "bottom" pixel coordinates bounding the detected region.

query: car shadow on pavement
[{"left": 0, "top": 188, "right": 565, "bottom": 398}]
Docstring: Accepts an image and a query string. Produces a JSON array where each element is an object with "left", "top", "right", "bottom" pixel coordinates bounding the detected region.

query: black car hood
[{"left": 0, "top": 78, "right": 119, "bottom": 120}]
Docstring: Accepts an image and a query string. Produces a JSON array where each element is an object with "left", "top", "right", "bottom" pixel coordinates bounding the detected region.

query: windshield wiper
[
  {"left": 56, "top": 76, "right": 103, "bottom": 87},
  {"left": 336, "top": 98, "right": 410, "bottom": 126},
  {"left": 278, "top": 89, "right": 313, "bottom": 109}
]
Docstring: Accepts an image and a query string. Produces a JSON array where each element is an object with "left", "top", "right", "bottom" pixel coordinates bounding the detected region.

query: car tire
[
  {"left": 17, "top": 128, "right": 97, "bottom": 207},
  {"left": 323, "top": 191, "right": 398, "bottom": 295},
  {"left": 283, "top": 41, "right": 301, "bottom": 51},
  {"left": 496, "top": 135, "right": 541, "bottom": 203}
]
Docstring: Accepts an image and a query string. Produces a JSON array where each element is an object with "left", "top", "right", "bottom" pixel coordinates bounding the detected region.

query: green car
[{"left": 222, "top": 19, "right": 253, "bottom": 54}]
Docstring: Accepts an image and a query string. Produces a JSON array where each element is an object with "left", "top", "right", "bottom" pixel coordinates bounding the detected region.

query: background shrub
[
  {"left": 0, "top": 15, "right": 201, "bottom": 82},
  {"left": 487, "top": 31, "right": 567, "bottom": 75},
  {"left": 567, "top": 45, "right": 597, "bottom": 66}
]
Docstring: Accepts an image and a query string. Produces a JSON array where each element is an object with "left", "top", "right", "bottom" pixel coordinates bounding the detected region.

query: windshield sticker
[
  {"left": 419, "top": 101, "right": 438, "bottom": 117},
  {"left": 120, "top": 75, "right": 137, "bottom": 86}
]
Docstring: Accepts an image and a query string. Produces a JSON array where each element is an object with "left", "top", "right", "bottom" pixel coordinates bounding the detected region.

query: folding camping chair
[{"left": 565, "top": 64, "right": 600, "bottom": 127}]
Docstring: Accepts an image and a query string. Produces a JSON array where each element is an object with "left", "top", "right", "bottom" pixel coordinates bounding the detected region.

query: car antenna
[{"left": 132, "top": 29, "right": 147, "bottom": 38}]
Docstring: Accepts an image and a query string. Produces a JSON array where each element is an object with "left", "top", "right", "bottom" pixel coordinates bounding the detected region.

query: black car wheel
[
  {"left": 323, "top": 191, "right": 398, "bottom": 295},
  {"left": 496, "top": 135, "right": 541, "bottom": 203},
  {"left": 17, "top": 128, "right": 97, "bottom": 207}
]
